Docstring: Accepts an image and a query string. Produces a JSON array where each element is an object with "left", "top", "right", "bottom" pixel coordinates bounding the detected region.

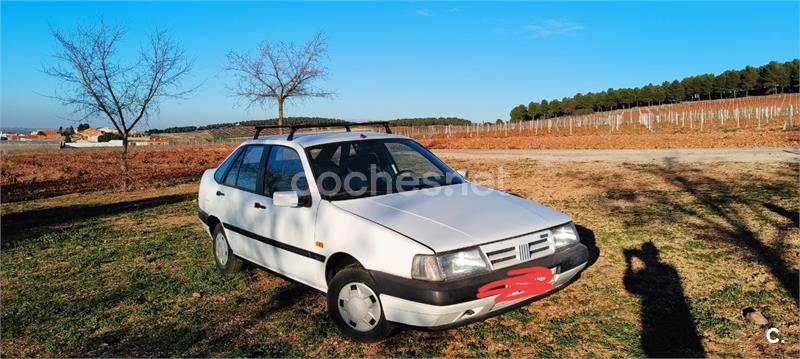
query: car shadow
[
  {"left": 575, "top": 224, "right": 600, "bottom": 268},
  {"left": 186, "top": 282, "right": 315, "bottom": 356}
]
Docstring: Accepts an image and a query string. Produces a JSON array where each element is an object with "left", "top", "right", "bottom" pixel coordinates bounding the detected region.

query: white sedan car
[{"left": 197, "top": 123, "right": 588, "bottom": 342}]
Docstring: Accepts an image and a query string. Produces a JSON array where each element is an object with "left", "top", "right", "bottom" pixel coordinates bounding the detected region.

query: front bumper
[{"left": 371, "top": 243, "right": 588, "bottom": 328}]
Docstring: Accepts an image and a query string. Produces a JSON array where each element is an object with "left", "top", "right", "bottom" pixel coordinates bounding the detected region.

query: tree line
[
  {"left": 510, "top": 59, "right": 800, "bottom": 122},
  {"left": 149, "top": 117, "right": 474, "bottom": 134},
  {"left": 147, "top": 117, "right": 345, "bottom": 134}
]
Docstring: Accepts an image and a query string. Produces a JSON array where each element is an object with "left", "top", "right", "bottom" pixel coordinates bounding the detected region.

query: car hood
[{"left": 331, "top": 182, "right": 571, "bottom": 252}]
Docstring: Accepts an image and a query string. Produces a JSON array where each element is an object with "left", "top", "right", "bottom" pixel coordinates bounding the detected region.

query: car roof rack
[{"left": 253, "top": 121, "right": 392, "bottom": 141}]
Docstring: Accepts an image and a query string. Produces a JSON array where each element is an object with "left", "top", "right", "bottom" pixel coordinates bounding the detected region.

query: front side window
[
  {"left": 384, "top": 142, "right": 445, "bottom": 178},
  {"left": 264, "top": 146, "right": 308, "bottom": 196}
]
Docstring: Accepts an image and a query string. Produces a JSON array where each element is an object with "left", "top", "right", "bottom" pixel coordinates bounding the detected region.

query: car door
[
  {"left": 203, "top": 145, "right": 243, "bottom": 224},
  {"left": 248, "top": 145, "right": 324, "bottom": 289},
  {"left": 214, "top": 144, "right": 269, "bottom": 256}
]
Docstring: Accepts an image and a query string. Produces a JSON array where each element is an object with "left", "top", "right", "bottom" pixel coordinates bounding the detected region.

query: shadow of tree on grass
[
  {"left": 623, "top": 159, "right": 798, "bottom": 303},
  {"left": 1, "top": 193, "right": 196, "bottom": 248}
]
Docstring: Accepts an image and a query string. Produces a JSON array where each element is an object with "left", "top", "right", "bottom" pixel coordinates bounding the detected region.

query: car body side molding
[{"left": 222, "top": 222, "right": 326, "bottom": 262}]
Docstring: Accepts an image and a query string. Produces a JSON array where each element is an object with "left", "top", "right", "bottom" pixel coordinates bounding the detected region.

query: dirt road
[{"left": 434, "top": 147, "right": 799, "bottom": 163}]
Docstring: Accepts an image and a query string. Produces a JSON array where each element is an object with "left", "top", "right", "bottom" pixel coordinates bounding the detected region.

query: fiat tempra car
[{"left": 198, "top": 122, "right": 588, "bottom": 342}]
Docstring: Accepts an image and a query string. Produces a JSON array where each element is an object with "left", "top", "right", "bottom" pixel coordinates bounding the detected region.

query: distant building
[
  {"left": 5, "top": 133, "right": 41, "bottom": 141},
  {"left": 26, "top": 129, "right": 60, "bottom": 138},
  {"left": 0, "top": 128, "right": 60, "bottom": 141},
  {"left": 130, "top": 137, "right": 168, "bottom": 145},
  {"left": 38, "top": 129, "right": 61, "bottom": 139},
  {"left": 77, "top": 128, "right": 102, "bottom": 142}
]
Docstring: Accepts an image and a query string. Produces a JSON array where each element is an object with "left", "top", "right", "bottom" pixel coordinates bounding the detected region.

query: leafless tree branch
[
  {"left": 224, "top": 32, "right": 332, "bottom": 125},
  {"left": 44, "top": 18, "right": 193, "bottom": 189}
]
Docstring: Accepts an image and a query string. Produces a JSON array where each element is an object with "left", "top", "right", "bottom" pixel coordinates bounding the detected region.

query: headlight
[
  {"left": 552, "top": 222, "right": 580, "bottom": 248},
  {"left": 412, "top": 248, "right": 489, "bottom": 281}
]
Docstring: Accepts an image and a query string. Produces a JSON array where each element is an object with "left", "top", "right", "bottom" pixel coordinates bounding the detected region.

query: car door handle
[
  {"left": 254, "top": 202, "right": 267, "bottom": 209},
  {"left": 216, "top": 191, "right": 225, "bottom": 197}
]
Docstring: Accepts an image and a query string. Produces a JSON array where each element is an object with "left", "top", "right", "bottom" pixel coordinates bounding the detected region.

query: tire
[
  {"left": 212, "top": 224, "right": 243, "bottom": 274},
  {"left": 327, "top": 267, "right": 393, "bottom": 342}
]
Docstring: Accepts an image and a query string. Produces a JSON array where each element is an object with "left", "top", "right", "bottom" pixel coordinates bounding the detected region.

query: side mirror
[
  {"left": 273, "top": 191, "right": 299, "bottom": 207},
  {"left": 457, "top": 168, "right": 469, "bottom": 180}
]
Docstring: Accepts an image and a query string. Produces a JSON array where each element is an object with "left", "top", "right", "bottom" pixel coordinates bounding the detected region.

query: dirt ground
[
  {"left": 435, "top": 147, "right": 799, "bottom": 163},
  {"left": 418, "top": 128, "right": 797, "bottom": 150},
  {"left": 2, "top": 155, "right": 797, "bottom": 357}
]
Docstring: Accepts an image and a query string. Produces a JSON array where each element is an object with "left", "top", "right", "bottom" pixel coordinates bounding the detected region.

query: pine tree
[
  {"left": 509, "top": 104, "right": 528, "bottom": 123},
  {"left": 740, "top": 66, "right": 759, "bottom": 96},
  {"left": 788, "top": 60, "right": 800, "bottom": 92}
]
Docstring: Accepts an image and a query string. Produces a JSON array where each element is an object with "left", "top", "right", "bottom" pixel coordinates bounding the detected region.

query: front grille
[{"left": 480, "top": 230, "right": 554, "bottom": 270}]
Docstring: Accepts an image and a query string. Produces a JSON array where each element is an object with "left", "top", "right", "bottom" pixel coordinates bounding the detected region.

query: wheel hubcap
[
  {"left": 337, "top": 282, "right": 381, "bottom": 332},
  {"left": 215, "top": 233, "right": 228, "bottom": 265}
]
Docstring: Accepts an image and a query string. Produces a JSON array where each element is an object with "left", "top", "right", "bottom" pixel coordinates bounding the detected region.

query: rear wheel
[
  {"left": 213, "top": 224, "right": 243, "bottom": 273},
  {"left": 327, "top": 267, "right": 393, "bottom": 342}
]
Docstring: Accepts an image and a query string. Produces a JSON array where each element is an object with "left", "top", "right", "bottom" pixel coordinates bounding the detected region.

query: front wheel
[{"left": 327, "top": 267, "right": 393, "bottom": 342}]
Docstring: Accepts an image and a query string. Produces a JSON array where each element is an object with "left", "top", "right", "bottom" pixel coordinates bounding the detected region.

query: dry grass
[
  {"left": 0, "top": 145, "right": 235, "bottom": 202},
  {"left": 1, "top": 158, "right": 797, "bottom": 357}
]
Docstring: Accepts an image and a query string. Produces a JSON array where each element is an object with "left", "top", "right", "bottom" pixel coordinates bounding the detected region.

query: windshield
[{"left": 306, "top": 139, "right": 463, "bottom": 200}]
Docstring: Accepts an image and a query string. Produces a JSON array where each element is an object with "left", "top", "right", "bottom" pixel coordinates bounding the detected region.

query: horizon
[{"left": 2, "top": 1, "right": 798, "bottom": 129}]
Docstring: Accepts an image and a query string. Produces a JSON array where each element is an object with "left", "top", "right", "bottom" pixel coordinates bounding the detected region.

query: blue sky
[{"left": 2, "top": 1, "right": 798, "bottom": 129}]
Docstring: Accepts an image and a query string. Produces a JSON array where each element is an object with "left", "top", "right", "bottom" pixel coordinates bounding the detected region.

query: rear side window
[
  {"left": 214, "top": 147, "right": 242, "bottom": 183},
  {"left": 235, "top": 146, "right": 265, "bottom": 192},
  {"left": 223, "top": 152, "right": 244, "bottom": 187}
]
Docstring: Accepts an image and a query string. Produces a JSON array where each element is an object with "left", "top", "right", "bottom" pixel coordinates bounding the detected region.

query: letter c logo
[{"left": 766, "top": 328, "right": 781, "bottom": 344}]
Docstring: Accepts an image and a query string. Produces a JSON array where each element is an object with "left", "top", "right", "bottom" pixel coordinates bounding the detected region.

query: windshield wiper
[
  {"left": 405, "top": 177, "right": 451, "bottom": 190},
  {"left": 327, "top": 189, "right": 390, "bottom": 201}
]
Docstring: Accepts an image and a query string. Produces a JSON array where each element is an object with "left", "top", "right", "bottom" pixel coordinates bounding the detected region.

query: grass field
[{"left": 2, "top": 157, "right": 797, "bottom": 357}]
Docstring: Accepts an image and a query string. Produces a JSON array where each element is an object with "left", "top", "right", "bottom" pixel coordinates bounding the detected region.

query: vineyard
[
  {"left": 396, "top": 94, "right": 799, "bottom": 138},
  {"left": 409, "top": 94, "right": 799, "bottom": 149},
  {"left": 151, "top": 94, "right": 799, "bottom": 149}
]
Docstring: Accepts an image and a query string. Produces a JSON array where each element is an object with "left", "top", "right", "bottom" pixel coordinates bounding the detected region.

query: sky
[{"left": 2, "top": 1, "right": 798, "bottom": 129}]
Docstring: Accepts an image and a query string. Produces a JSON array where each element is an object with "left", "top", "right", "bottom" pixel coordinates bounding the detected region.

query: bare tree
[
  {"left": 45, "top": 19, "right": 192, "bottom": 190},
  {"left": 225, "top": 32, "right": 332, "bottom": 127}
]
